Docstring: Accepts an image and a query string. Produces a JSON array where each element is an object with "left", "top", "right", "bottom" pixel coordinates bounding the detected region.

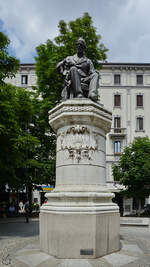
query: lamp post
[
  {"left": 25, "top": 119, "right": 34, "bottom": 223},
  {"left": 25, "top": 122, "right": 29, "bottom": 223}
]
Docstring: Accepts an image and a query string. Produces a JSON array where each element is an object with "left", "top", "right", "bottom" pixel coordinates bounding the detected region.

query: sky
[{"left": 1, "top": 0, "right": 150, "bottom": 64}]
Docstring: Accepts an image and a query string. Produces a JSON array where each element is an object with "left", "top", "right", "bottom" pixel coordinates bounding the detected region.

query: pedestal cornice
[{"left": 48, "top": 99, "right": 112, "bottom": 134}]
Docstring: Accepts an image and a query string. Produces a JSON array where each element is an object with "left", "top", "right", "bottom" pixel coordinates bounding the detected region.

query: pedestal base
[
  {"left": 40, "top": 192, "right": 120, "bottom": 259},
  {"left": 40, "top": 100, "right": 120, "bottom": 258}
]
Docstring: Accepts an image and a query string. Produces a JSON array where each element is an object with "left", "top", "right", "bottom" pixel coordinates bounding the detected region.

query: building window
[
  {"left": 21, "top": 75, "right": 28, "bottom": 85},
  {"left": 114, "top": 117, "right": 121, "bottom": 133},
  {"left": 136, "top": 95, "right": 143, "bottom": 107},
  {"left": 136, "top": 117, "right": 143, "bottom": 130},
  {"left": 114, "top": 141, "right": 121, "bottom": 154},
  {"left": 114, "top": 94, "right": 121, "bottom": 107},
  {"left": 114, "top": 74, "right": 121, "bottom": 85},
  {"left": 136, "top": 75, "right": 143, "bottom": 85}
]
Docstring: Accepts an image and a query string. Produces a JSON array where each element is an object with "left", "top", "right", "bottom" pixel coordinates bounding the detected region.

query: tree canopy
[
  {"left": 35, "top": 12, "right": 108, "bottom": 102},
  {"left": 112, "top": 137, "right": 150, "bottom": 214},
  {"left": 33, "top": 12, "right": 108, "bottom": 188},
  {"left": 0, "top": 31, "right": 56, "bottom": 194},
  {"left": 0, "top": 13, "right": 108, "bottom": 193},
  {"left": 0, "top": 32, "right": 20, "bottom": 84},
  {"left": 0, "top": 84, "right": 56, "bottom": 192},
  {"left": 0, "top": 84, "right": 39, "bottom": 191}
]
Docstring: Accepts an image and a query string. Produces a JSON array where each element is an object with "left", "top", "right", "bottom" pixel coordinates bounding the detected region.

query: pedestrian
[
  {"left": 24, "top": 201, "right": 29, "bottom": 223},
  {"left": 9, "top": 203, "right": 15, "bottom": 217},
  {"left": 18, "top": 201, "right": 24, "bottom": 214},
  {"left": 44, "top": 198, "right": 48, "bottom": 204}
]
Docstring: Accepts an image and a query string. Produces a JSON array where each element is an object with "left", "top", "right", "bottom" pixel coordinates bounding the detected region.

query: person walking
[{"left": 24, "top": 201, "right": 29, "bottom": 223}]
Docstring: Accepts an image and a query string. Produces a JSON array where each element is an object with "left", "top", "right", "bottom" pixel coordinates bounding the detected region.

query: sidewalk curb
[
  {"left": 0, "top": 218, "right": 39, "bottom": 224},
  {"left": 120, "top": 217, "right": 150, "bottom": 227}
]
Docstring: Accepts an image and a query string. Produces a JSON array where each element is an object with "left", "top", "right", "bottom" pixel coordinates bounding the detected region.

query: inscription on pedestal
[{"left": 59, "top": 125, "right": 98, "bottom": 162}]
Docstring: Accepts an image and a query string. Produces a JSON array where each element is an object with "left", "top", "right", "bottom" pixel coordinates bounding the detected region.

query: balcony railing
[{"left": 109, "top": 128, "right": 127, "bottom": 138}]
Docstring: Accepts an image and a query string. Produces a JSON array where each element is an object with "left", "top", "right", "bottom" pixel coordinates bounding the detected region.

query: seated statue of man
[{"left": 56, "top": 37, "right": 99, "bottom": 101}]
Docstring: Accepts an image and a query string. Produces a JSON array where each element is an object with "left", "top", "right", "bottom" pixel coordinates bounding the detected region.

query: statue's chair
[{"left": 61, "top": 81, "right": 89, "bottom": 100}]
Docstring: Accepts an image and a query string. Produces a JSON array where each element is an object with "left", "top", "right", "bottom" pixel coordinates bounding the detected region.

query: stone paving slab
[
  {"left": 16, "top": 252, "right": 51, "bottom": 267},
  {"left": 1, "top": 222, "right": 150, "bottom": 267},
  {"left": 57, "top": 259, "right": 93, "bottom": 267},
  {"left": 103, "top": 253, "right": 138, "bottom": 267},
  {"left": 11, "top": 239, "right": 150, "bottom": 267}
]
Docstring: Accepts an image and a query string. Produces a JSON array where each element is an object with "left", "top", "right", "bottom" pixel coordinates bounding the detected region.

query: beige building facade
[
  {"left": 100, "top": 63, "right": 150, "bottom": 214},
  {"left": 6, "top": 63, "right": 150, "bottom": 214},
  {"left": 5, "top": 63, "right": 36, "bottom": 90},
  {"left": 100, "top": 63, "right": 150, "bottom": 180}
]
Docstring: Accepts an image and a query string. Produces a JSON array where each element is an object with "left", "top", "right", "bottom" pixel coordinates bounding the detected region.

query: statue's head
[
  {"left": 76, "top": 38, "right": 86, "bottom": 49},
  {"left": 76, "top": 38, "right": 86, "bottom": 55}
]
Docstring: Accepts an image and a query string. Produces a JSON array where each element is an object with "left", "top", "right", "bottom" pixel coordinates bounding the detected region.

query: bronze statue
[{"left": 56, "top": 38, "right": 99, "bottom": 101}]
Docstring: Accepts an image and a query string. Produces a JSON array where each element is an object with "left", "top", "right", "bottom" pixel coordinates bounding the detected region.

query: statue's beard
[{"left": 77, "top": 48, "right": 84, "bottom": 56}]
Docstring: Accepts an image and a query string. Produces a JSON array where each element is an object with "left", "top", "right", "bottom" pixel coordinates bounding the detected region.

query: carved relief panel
[{"left": 58, "top": 125, "right": 99, "bottom": 163}]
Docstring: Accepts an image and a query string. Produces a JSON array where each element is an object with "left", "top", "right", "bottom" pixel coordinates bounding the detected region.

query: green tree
[
  {"left": 28, "top": 95, "right": 56, "bottom": 187},
  {"left": 35, "top": 12, "right": 108, "bottom": 102},
  {"left": 0, "top": 32, "right": 55, "bottom": 209},
  {"left": 0, "top": 32, "right": 20, "bottom": 84},
  {"left": 0, "top": 84, "right": 21, "bottom": 190},
  {"left": 34, "top": 13, "right": 108, "bottom": 187},
  {"left": 112, "top": 137, "right": 150, "bottom": 216},
  {"left": 0, "top": 31, "right": 20, "bottom": 190},
  {"left": 0, "top": 84, "right": 40, "bottom": 193}
]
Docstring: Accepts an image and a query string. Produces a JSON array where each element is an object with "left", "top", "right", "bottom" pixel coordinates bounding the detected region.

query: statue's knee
[
  {"left": 90, "top": 72, "right": 99, "bottom": 79},
  {"left": 92, "top": 72, "right": 99, "bottom": 79},
  {"left": 95, "top": 72, "right": 99, "bottom": 78},
  {"left": 70, "top": 66, "right": 78, "bottom": 73}
]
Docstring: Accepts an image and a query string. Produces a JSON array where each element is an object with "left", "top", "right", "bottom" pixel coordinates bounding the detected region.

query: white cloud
[
  {"left": 0, "top": 0, "right": 60, "bottom": 62},
  {"left": 100, "top": 0, "right": 150, "bottom": 62},
  {"left": 1, "top": 0, "right": 150, "bottom": 63}
]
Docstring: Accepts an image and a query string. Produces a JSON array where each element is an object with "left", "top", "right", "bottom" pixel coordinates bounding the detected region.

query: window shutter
[
  {"left": 114, "top": 117, "right": 121, "bottom": 128},
  {"left": 139, "top": 118, "right": 143, "bottom": 130},
  {"left": 114, "top": 95, "right": 120, "bottom": 106},
  {"left": 137, "top": 95, "right": 143, "bottom": 107}
]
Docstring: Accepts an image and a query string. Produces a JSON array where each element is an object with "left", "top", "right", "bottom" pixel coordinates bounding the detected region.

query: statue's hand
[
  {"left": 65, "top": 58, "right": 75, "bottom": 68},
  {"left": 56, "top": 60, "right": 64, "bottom": 74}
]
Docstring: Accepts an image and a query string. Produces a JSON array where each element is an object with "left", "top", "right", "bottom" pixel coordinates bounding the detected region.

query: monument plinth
[{"left": 40, "top": 99, "right": 120, "bottom": 259}]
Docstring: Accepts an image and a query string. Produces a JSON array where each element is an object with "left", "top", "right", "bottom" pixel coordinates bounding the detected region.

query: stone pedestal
[{"left": 40, "top": 99, "right": 120, "bottom": 259}]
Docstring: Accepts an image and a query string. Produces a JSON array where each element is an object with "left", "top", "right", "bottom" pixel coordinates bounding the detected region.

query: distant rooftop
[{"left": 20, "top": 63, "right": 35, "bottom": 66}]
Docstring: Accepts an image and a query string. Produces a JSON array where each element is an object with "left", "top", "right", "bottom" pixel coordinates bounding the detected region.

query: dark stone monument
[{"left": 56, "top": 37, "right": 99, "bottom": 101}]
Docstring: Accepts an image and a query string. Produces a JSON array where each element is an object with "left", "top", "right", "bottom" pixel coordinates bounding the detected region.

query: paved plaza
[{"left": 0, "top": 217, "right": 150, "bottom": 267}]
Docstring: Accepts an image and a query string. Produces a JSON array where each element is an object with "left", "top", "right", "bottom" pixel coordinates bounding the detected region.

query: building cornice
[
  {"left": 19, "top": 62, "right": 150, "bottom": 71},
  {"left": 100, "top": 86, "right": 150, "bottom": 89},
  {"left": 19, "top": 63, "right": 35, "bottom": 71},
  {"left": 100, "top": 62, "right": 150, "bottom": 71}
]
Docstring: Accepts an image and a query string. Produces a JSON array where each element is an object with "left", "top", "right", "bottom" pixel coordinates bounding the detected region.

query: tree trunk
[
  {"left": 28, "top": 183, "right": 33, "bottom": 214},
  {"left": 138, "top": 199, "right": 142, "bottom": 216}
]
